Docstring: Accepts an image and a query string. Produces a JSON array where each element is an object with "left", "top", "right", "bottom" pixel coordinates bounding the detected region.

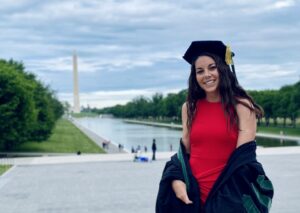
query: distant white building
[{"left": 73, "top": 51, "right": 80, "bottom": 113}]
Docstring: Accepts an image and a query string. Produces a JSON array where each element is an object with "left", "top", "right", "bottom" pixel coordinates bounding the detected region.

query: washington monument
[{"left": 73, "top": 51, "right": 80, "bottom": 113}]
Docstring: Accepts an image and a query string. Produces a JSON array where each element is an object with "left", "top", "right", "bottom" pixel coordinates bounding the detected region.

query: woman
[{"left": 156, "top": 41, "right": 273, "bottom": 213}]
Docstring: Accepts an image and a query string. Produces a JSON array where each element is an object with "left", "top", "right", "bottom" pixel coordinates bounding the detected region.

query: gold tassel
[{"left": 225, "top": 46, "right": 233, "bottom": 65}]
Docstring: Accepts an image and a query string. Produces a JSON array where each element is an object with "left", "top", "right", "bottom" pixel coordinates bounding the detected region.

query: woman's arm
[
  {"left": 170, "top": 102, "right": 193, "bottom": 205},
  {"left": 236, "top": 99, "right": 257, "bottom": 148},
  {"left": 181, "top": 102, "right": 190, "bottom": 153}
]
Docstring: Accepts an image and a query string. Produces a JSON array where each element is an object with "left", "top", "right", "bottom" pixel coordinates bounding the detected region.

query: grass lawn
[
  {"left": 0, "top": 165, "right": 12, "bottom": 176},
  {"left": 71, "top": 112, "right": 99, "bottom": 118},
  {"left": 8, "top": 119, "right": 105, "bottom": 153}
]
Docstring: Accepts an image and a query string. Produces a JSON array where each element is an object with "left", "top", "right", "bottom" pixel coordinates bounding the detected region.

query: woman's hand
[{"left": 172, "top": 180, "right": 193, "bottom": 204}]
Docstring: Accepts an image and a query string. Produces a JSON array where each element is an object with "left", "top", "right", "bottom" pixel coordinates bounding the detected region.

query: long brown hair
[{"left": 186, "top": 53, "right": 263, "bottom": 131}]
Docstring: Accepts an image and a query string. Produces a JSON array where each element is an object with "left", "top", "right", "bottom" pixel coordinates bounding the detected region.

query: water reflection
[
  {"left": 256, "top": 137, "right": 299, "bottom": 147},
  {"left": 75, "top": 117, "right": 299, "bottom": 152},
  {"left": 75, "top": 117, "right": 181, "bottom": 152}
]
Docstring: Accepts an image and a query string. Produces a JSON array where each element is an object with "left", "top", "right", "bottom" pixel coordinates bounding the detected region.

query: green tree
[
  {"left": 29, "top": 83, "right": 55, "bottom": 141},
  {"left": 277, "top": 85, "right": 293, "bottom": 127},
  {"left": 0, "top": 59, "right": 64, "bottom": 150},
  {"left": 150, "top": 93, "right": 163, "bottom": 118},
  {"left": 289, "top": 82, "right": 300, "bottom": 127},
  {"left": 0, "top": 61, "right": 35, "bottom": 150}
]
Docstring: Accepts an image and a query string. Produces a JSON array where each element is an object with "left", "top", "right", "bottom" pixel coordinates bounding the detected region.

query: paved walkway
[
  {"left": 1, "top": 145, "right": 299, "bottom": 166},
  {"left": 1, "top": 119, "right": 299, "bottom": 212},
  {"left": 0, "top": 150, "right": 299, "bottom": 213},
  {"left": 0, "top": 152, "right": 174, "bottom": 165}
]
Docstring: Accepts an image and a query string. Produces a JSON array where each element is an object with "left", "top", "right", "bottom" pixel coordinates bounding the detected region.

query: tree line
[
  {"left": 0, "top": 59, "right": 64, "bottom": 150},
  {"left": 85, "top": 81, "right": 300, "bottom": 128},
  {"left": 248, "top": 82, "right": 300, "bottom": 127}
]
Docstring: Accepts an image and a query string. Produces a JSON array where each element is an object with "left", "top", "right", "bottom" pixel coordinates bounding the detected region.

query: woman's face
[{"left": 195, "top": 55, "right": 220, "bottom": 95}]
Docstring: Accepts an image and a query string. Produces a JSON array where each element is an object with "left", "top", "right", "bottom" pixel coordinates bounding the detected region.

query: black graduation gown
[{"left": 156, "top": 140, "right": 274, "bottom": 213}]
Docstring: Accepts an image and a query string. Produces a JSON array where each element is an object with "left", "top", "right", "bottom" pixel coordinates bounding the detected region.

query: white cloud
[
  {"left": 25, "top": 50, "right": 180, "bottom": 74},
  {"left": 0, "top": 0, "right": 34, "bottom": 10},
  {"left": 29, "top": 57, "right": 106, "bottom": 73},
  {"left": 238, "top": 62, "right": 299, "bottom": 90},
  {"left": 271, "top": 0, "right": 295, "bottom": 9},
  {"left": 0, "top": 0, "right": 299, "bottom": 107},
  {"left": 6, "top": 0, "right": 174, "bottom": 25},
  {"left": 59, "top": 87, "right": 183, "bottom": 108},
  {"left": 239, "top": 63, "right": 297, "bottom": 78},
  {"left": 221, "top": 0, "right": 296, "bottom": 14}
]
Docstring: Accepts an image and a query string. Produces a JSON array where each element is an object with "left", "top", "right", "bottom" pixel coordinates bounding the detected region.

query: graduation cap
[{"left": 183, "top": 40, "right": 237, "bottom": 80}]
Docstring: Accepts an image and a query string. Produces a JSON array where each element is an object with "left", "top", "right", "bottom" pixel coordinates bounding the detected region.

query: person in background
[
  {"left": 137, "top": 145, "right": 141, "bottom": 152},
  {"left": 118, "top": 144, "right": 122, "bottom": 152},
  {"left": 152, "top": 139, "right": 157, "bottom": 160},
  {"left": 131, "top": 146, "right": 135, "bottom": 153}
]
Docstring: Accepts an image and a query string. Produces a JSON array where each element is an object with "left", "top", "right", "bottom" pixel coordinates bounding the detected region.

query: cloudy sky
[{"left": 1, "top": 0, "right": 299, "bottom": 108}]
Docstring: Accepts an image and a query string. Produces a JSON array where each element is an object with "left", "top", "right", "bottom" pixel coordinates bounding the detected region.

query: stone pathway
[{"left": 0, "top": 152, "right": 299, "bottom": 213}]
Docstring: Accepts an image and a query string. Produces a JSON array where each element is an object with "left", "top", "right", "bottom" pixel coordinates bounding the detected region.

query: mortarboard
[{"left": 183, "top": 40, "right": 237, "bottom": 80}]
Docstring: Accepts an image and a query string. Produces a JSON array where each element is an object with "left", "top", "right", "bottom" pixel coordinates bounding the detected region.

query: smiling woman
[
  {"left": 195, "top": 56, "right": 220, "bottom": 99},
  {"left": 156, "top": 41, "right": 274, "bottom": 213}
]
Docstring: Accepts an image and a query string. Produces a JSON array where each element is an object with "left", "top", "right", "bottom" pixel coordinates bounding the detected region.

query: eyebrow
[{"left": 196, "top": 63, "right": 216, "bottom": 70}]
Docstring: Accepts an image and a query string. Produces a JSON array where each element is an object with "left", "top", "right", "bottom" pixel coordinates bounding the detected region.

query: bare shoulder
[
  {"left": 182, "top": 102, "right": 187, "bottom": 110},
  {"left": 235, "top": 98, "right": 257, "bottom": 147},
  {"left": 236, "top": 98, "right": 254, "bottom": 114},
  {"left": 182, "top": 102, "right": 188, "bottom": 115},
  {"left": 236, "top": 98, "right": 253, "bottom": 107}
]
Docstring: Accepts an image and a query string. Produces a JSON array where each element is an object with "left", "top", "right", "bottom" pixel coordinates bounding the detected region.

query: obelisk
[{"left": 73, "top": 51, "right": 80, "bottom": 113}]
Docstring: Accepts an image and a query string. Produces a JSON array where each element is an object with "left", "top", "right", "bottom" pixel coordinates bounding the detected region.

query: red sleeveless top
[{"left": 189, "top": 99, "right": 238, "bottom": 204}]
